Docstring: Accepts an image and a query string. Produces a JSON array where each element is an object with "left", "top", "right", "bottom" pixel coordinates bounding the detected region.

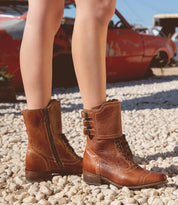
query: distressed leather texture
[
  {"left": 22, "top": 100, "right": 82, "bottom": 176},
  {"left": 82, "top": 99, "right": 167, "bottom": 188}
]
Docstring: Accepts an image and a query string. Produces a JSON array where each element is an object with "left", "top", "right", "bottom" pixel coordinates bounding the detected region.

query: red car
[{"left": 0, "top": 1, "right": 176, "bottom": 89}]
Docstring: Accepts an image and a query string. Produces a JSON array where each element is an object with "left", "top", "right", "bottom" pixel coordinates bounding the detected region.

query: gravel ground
[{"left": 0, "top": 69, "right": 178, "bottom": 205}]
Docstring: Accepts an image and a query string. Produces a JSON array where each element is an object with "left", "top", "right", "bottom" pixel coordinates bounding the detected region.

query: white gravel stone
[
  {"left": 52, "top": 176, "right": 61, "bottom": 184},
  {"left": 28, "top": 183, "right": 39, "bottom": 195},
  {"left": 22, "top": 196, "right": 36, "bottom": 203},
  {"left": 13, "top": 202, "right": 21, "bottom": 205},
  {"left": 147, "top": 189, "right": 159, "bottom": 197},
  {"left": 14, "top": 177, "right": 24, "bottom": 186},
  {"left": 17, "top": 192, "right": 29, "bottom": 202},
  {"left": 38, "top": 199, "right": 51, "bottom": 205},
  {"left": 110, "top": 200, "right": 122, "bottom": 205},
  {"left": 137, "top": 197, "right": 148, "bottom": 204},
  {"left": 35, "top": 192, "right": 45, "bottom": 201},
  {"left": 91, "top": 188, "right": 101, "bottom": 196},
  {"left": 39, "top": 185, "right": 52, "bottom": 196},
  {"left": 9, "top": 182, "right": 17, "bottom": 192},
  {"left": 152, "top": 198, "right": 164, "bottom": 205},
  {"left": 148, "top": 196, "right": 157, "bottom": 205},
  {"left": 97, "top": 193, "right": 105, "bottom": 201},
  {"left": 167, "top": 200, "right": 178, "bottom": 205},
  {"left": 124, "top": 197, "right": 136, "bottom": 204},
  {"left": 173, "top": 190, "right": 178, "bottom": 197},
  {"left": 109, "top": 184, "right": 119, "bottom": 192}
]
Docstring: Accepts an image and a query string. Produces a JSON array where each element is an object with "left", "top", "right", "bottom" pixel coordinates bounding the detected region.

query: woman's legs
[
  {"left": 20, "top": 0, "right": 64, "bottom": 109},
  {"left": 72, "top": 0, "right": 116, "bottom": 109},
  {"left": 20, "top": 1, "right": 82, "bottom": 182},
  {"left": 72, "top": 0, "right": 166, "bottom": 188}
]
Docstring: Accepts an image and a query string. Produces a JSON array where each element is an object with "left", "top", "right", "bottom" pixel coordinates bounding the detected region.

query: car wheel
[{"left": 151, "top": 52, "right": 168, "bottom": 68}]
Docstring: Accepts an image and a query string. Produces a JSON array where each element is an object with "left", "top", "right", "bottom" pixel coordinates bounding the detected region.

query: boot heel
[
  {"left": 83, "top": 170, "right": 102, "bottom": 185},
  {"left": 25, "top": 169, "right": 53, "bottom": 182}
]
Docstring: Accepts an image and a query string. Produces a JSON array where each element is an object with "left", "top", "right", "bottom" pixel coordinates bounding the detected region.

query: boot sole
[
  {"left": 25, "top": 169, "right": 82, "bottom": 182},
  {"left": 83, "top": 169, "right": 167, "bottom": 189}
]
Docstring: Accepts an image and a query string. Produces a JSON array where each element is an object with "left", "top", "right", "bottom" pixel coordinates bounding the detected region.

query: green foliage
[{"left": 0, "top": 66, "right": 14, "bottom": 81}]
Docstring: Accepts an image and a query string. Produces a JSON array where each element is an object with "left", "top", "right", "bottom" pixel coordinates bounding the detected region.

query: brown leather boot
[
  {"left": 82, "top": 99, "right": 167, "bottom": 189},
  {"left": 22, "top": 100, "right": 82, "bottom": 182}
]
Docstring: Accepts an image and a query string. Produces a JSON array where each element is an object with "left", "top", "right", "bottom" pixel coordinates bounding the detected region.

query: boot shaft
[
  {"left": 82, "top": 100, "right": 123, "bottom": 153},
  {"left": 22, "top": 100, "right": 82, "bottom": 180},
  {"left": 82, "top": 99, "right": 123, "bottom": 140},
  {"left": 22, "top": 100, "right": 63, "bottom": 168},
  {"left": 23, "top": 100, "right": 62, "bottom": 140}
]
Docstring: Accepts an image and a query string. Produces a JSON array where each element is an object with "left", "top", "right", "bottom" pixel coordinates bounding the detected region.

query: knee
[
  {"left": 96, "top": 0, "right": 116, "bottom": 24},
  {"left": 76, "top": 0, "right": 116, "bottom": 25},
  {"left": 27, "top": 4, "right": 64, "bottom": 35},
  {"left": 49, "top": 7, "right": 64, "bottom": 34}
]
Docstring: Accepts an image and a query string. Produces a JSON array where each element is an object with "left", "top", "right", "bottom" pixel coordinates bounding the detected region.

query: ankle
[
  {"left": 83, "top": 99, "right": 106, "bottom": 110},
  {"left": 27, "top": 98, "right": 51, "bottom": 110}
]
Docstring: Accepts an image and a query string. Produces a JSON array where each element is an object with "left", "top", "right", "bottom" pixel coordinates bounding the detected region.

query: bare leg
[
  {"left": 20, "top": 0, "right": 64, "bottom": 109},
  {"left": 72, "top": 0, "right": 116, "bottom": 109}
]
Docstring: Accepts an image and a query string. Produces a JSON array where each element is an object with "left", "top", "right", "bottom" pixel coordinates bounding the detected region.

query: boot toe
[{"left": 142, "top": 171, "right": 167, "bottom": 186}]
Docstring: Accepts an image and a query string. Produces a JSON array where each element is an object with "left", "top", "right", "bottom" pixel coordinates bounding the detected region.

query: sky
[
  {"left": 117, "top": 0, "right": 178, "bottom": 27},
  {"left": 64, "top": 0, "right": 178, "bottom": 28}
]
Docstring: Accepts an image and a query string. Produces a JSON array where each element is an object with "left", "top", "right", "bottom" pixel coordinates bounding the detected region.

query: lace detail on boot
[{"left": 115, "top": 135, "right": 133, "bottom": 161}]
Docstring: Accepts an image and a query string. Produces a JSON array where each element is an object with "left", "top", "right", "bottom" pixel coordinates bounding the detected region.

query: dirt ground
[{"left": 152, "top": 66, "right": 178, "bottom": 76}]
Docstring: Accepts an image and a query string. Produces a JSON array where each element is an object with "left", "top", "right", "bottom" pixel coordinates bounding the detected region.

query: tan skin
[{"left": 20, "top": 0, "right": 116, "bottom": 110}]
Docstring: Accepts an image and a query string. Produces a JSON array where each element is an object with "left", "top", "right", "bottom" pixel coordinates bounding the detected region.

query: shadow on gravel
[
  {"left": 0, "top": 101, "right": 26, "bottom": 116},
  {"left": 61, "top": 102, "right": 83, "bottom": 113},
  {"left": 0, "top": 110, "right": 22, "bottom": 116},
  {"left": 49, "top": 89, "right": 178, "bottom": 113},
  {"left": 107, "top": 75, "right": 178, "bottom": 89},
  {"left": 0, "top": 75, "right": 177, "bottom": 114},
  {"left": 134, "top": 146, "right": 178, "bottom": 178},
  {"left": 121, "top": 89, "right": 178, "bottom": 111},
  {"left": 164, "top": 183, "right": 178, "bottom": 188},
  {"left": 135, "top": 146, "right": 178, "bottom": 163},
  {"left": 151, "top": 165, "right": 178, "bottom": 177}
]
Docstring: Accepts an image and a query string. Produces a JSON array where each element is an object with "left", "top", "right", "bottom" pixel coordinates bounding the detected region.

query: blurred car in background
[
  {"left": 0, "top": 1, "right": 177, "bottom": 89},
  {"left": 134, "top": 26, "right": 167, "bottom": 38},
  {"left": 171, "top": 32, "right": 178, "bottom": 63},
  {"left": 135, "top": 26, "right": 177, "bottom": 66}
]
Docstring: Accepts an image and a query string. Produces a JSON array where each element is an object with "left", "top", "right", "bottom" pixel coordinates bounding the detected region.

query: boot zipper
[{"left": 42, "top": 109, "right": 63, "bottom": 168}]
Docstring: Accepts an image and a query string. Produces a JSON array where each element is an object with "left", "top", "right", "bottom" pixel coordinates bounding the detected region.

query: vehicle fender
[{"left": 142, "top": 35, "right": 175, "bottom": 62}]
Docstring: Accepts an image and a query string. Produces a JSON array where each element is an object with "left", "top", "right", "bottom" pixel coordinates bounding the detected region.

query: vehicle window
[
  {"left": 0, "top": 5, "right": 28, "bottom": 15},
  {"left": 152, "top": 28, "right": 160, "bottom": 36},
  {"left": 109, "top": 13, "right": 127, "bottom": 29},
  {"left": 135, "top": 28, "right": 149, "bottom": 34},
  {"left": 151, "top": 28, "right": 167, "bottom": 38}
]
